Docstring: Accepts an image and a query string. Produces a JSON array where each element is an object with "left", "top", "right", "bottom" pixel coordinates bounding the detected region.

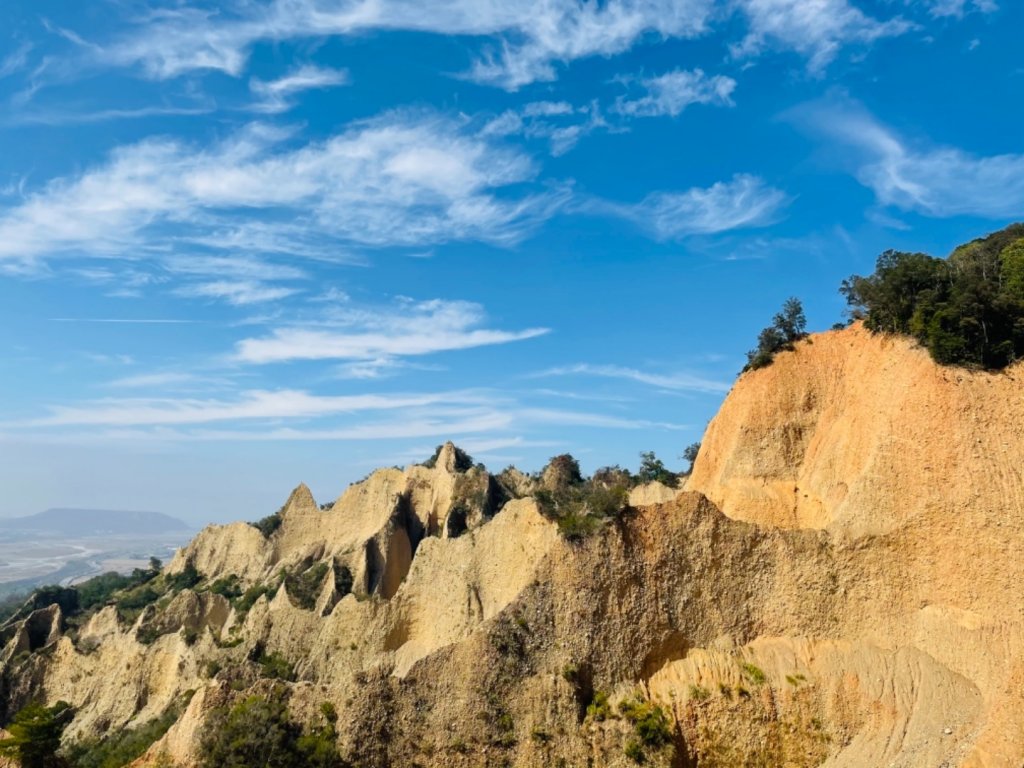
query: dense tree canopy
[{"left": 842, "top": 224, "right": 1024, "bottom": 369}]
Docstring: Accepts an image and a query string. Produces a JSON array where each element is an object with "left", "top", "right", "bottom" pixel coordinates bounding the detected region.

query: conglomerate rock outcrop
[{"left": 1, "top": 325, "right": 1022, "bottom": 767}]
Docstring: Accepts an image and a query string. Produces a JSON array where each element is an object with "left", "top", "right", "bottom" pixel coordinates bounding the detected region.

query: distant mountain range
[{"left": 0, "top": 508, "right": 191, "bottom": 537}]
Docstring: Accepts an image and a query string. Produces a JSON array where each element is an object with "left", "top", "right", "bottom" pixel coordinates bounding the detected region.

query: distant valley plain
[{"left": 0, "top": 509, "right": 194, "bottom": 598}]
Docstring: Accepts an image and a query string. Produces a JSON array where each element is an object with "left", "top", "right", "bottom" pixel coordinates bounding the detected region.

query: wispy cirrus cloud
[
  {"left": 90, "top": 0, "right": 925, "bottom": 89},
  {"left": 249, "top": 64, "right": 350, "bottom": 113},
  {"left": 790, "top": 95, "right": 1024, "bottom": 218},
  {"left": 536, "top": 363, "right": 730, "bottom": 394},
  {"left": 7, "top": 103, "right": 214, "bottom": 127},
  {"left": 107, "top": 372, "right": 207, "bottom": 389},
  {"left": 21, "top": 389, "right": 485, "bottom": 428},
  {"left": 10, "top": 388, "right": 684, "bottom": 442},
  {"left": 235, "top": 298, "right": 549, "bottom": 364},
  {"left": 482, "top": 100, "right": 608, "bottom": 156},
  {"left": 483, "top": 67, "right": 737, "bottom": 156},
  {"left": 176, "top": 280, "right": 302, "bottom": 306},
  {"left": 0, "top": 111, "right": 558, "bottom": 275},
  {"left": 601, "top": 173, "right": 788, "bottom": 239},
  {"left": 614, "top": 68, "right": 736, "bottom": 117},
  {"left": 100, "top": 0, "right": 717, "bottom": 90},
  {"left": 917, "top": 0, "right": 997, "bottom": 18},
  {"left": 732, "top": 0, "right": 913, "bottom": 74},
  {"left": 0, "top": 43, "right": 33, "bottom": 79}
]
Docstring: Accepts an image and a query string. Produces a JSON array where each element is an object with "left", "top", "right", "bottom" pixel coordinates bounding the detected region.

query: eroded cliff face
[{"left": 1, "top": 326, "right": 1023, "bottom": 768}]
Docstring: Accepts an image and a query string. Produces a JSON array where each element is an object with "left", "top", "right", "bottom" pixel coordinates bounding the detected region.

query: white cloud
[
  {"left": 0, "top": 112, "right": 555, "bottom": 273},
  {"left": 792, "top": 97, "right": 1024, "bottom": 218},
  {"left": 614, "top": 68, "right": 736, "bottom": 117},
  {"left": 8, "top": 104, "right": 214, "bottom": 127},
  {"left": 101, "top": 0, "right": 717, "bottom": 89},
  {"left": 920, "top": 0, "right": 997, "bottom": 18},
  {"left": 522, "top": 101, "right": 575, "bottom": 117},
  {"left": 163, "top": 255, "right": 308, "bottom": 282},
  {"left": 108, "top": 372, "right": 203, "bottom": 389},
  {"left": 176, "top": 280, "right": 301, "bottom": 305},
  {"left": 482, "top": 100, "right": 608, "bottom": 156},
  {"left": 731, "top": 0, "right": 913, "bottom": 74},
  {"left": 249, "top": 64, "right": 350, "bottom": 113},
  {"left": 0, "top": 44, "right": 34, "bottom": 79},
  {"left": 538, "top": 363, "right": 730, "bottom": 394},
  {"left": 235, "top": 298, "right": 549, "bottom": 364},
  {"left": 24, "top": 389, "right": 482, "bottom": 428},
  {"left": 608, "top": 174, "right": 788, "bottom": 238},
  {"left": 12, "top": 388, "right": 687, "bottom": 443}
]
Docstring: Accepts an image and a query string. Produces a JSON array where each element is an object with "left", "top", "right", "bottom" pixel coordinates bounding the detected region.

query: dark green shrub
[
  {"left": 619, "top": 696, "right": 672, "bottom": 749},
  {"left": 586, "top": 691, "right": 612, "bottom": 722},
  {"left": 421, "top": 444, "right": 475, "bottom": 471},
  {"left": 556, "top": 512, "right": 602, "bottom": 541},
  {"left": 257, "top": 650, "right": 296, "bottom": 682},
  {"left": 0, "top": 701, "right": 73, "bottom": 768},
  {"left": 741, "top": 661, "right": 767, "bottom": 685},
  {"left": 198, "top": 687, "right": 343, "bottom": 768},
  {"left": 116, "top": 585, "right": 161, "bottom": 616},
  {"left": 624, "top": 739, "right": 644, "bottom": 763},
  {"left": 65, "top": 693, "right": 193, "bottom": 768},
  {"left": 0, "top": 592, "right": 27, "bottom": 625},
  {"left": 29, "top": 586, "right": 79, "bottom": 617},
  {"left": 332, "top": 563, "right": 353, "bottom": 598},
  {"left": 533, "top": 467, "right": 631, "bottom": 542},
  {"left": 76, "top": 573, "right": 129, "bottom": 612},
  {"left": 233, "top": 582, "right": 278, "bottom": 617},
  {"left": 745, "top": 297, "right": 807, "bottom": 371},
  {"left": 167, "top": 562, "right": 201, "bottom": 592},
  {"left": 284, "top": 563, "right": 329, "bottom": 611},
  {"left": 682, "top": 442, "right": 701, "bottom": 473},
  {"left": 636, "top": 452, "right": 678, "bottom": 487},
  {"left": 251, "top": 512, "right": 283, "bottom": 538},
  {"left": 209, "top": 575, "right": 242, "bottom": 601},
  {"left": 541, "top": 454, "right": 583, "bottom": 488}
]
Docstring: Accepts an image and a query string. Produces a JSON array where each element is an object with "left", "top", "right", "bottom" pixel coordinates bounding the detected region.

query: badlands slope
[{"left": 1, "top": 323, "right": 1022, "bottom": 767}]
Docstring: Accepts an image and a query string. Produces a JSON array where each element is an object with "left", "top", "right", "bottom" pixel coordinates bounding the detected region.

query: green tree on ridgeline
[
  {"left": 841, "top": 224, "right": 1024, "bottom": 369},
  {"left": 745, "top": 297, "right": 808, "bottom": 370}
]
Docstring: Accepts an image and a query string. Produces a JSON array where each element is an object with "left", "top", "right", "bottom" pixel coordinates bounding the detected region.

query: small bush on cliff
[
  {"left": 166, "top": 562, "right": 201, "bottom": 592},
  {"left": 420, "top": 444, "right": 475, "bottom": 471},
  {"left": 0, "top": 701, "right": 73, "bottom": 768},
  {"left": 841, "top": 224, "right": 1024, "bottom": 369},
  {"left": 232, "top": 581, "right": 279, "bottom": 617},
  {"left": 619, "top": 695, "right": 674, "bottom": 763},
  {"left": 284, "top": 562, "right": 329, "bottom": 611},
  {"left": 745, "top": 297, "right": 808, "bottom": 371},
  {"left": 198, "top": 687, "right": 344, "bottom": 768},
  {"left": 251, "top": 511, "right": 283, "bottom": 538},
  {"left": 255, "top": 649, "right": 296, "bottom": 682},
  {"left": 532, "top": 454, "right": 631, "bottom": 542},
  {"left": 65, "top": 692, "right": 193, "bottom": 768},
  {"left": 636, "top": 451, "right": 679, "bottom": 487},
  {"left": 208, "top": 575, "right": 243, "bottom": 601},
  {"left": 586, "top": 691, "right": 612, "bottom": 722},
  {"left": 682, "top": 442, "right": 701, "bottom": 473}
]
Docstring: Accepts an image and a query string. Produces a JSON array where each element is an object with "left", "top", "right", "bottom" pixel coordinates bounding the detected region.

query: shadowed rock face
[{"left": 2, "top": 330, "right": 1024, "bottom": 767}]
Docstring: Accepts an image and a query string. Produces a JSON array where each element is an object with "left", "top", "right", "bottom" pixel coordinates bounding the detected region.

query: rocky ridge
[{"left": 0, "top": 324, "right": 1022, "bottom": 767}]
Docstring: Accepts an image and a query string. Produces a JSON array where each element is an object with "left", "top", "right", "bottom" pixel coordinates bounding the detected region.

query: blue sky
[{"left": 0, "top": 0, "right": 1020, "bottom": 524}]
